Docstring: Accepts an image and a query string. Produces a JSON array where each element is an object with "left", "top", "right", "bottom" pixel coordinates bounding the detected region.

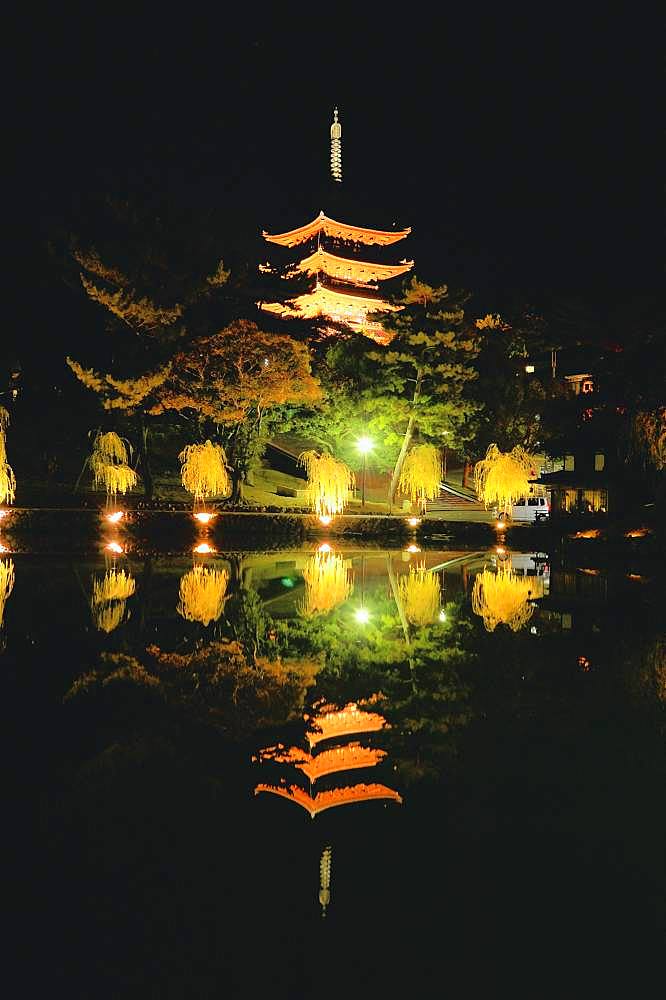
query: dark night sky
[{"left": 6, "top": 7, "right": 663, "bottom": 351}]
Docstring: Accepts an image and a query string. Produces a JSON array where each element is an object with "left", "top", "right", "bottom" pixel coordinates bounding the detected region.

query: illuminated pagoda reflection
[
  {"left": 254, "top": 699, "right": 402, "bottom": 916},
  {"left": 260, "top": 108, "right": 413, "bottom": 344}
]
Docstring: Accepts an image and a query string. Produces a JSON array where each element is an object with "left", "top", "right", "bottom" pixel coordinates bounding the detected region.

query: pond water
[{"left": 3, "top": 539, "right": 664, "bottom": 997}]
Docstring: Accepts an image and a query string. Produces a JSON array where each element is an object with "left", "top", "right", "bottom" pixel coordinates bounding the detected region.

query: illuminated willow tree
[
  {"left": 398, "top": 563, "right": 441, "bottom": 626},
  {"left": 91, "top": 567, "right": 136, "bottom": 633},
  {"left": 299, "top": 451, "right": 355, "bottom": 517},
  {"left": 471, "top": 560, "right": 544, "bottom": 632},
  {"left": 0, "top": 408, "right": 16, "bottom": 506},
  {"left": 177, "top": 564, "right": 229, "bottom": 625},
  {"left": 633, "top": 408, "right": 666, "bottom": 471},
  {"left": 299, "top": 549, "right": 354, "bottom": 616},
  {"left": 90, "top": 431, "right": 138, "bottom": 508},
  {"left": 0, "top": 556, "right": 15, "bottom": 629},
  {"left": 398, "top": 444, "right": 442, "bottom": 512},
  {"left": 473, "top": 443, "right": 534, "bottom": 513},
  {"left": 179, "top": 441, "right": 231, "bottom": 509}
]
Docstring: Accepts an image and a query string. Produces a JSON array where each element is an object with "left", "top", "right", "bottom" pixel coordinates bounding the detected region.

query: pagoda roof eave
[
  {"left": 297, "top": 247, "right": 414, "bottom": 283},
  {"left": 254, "top": 782, "right": 403, "bottom": 818},
  {"left": 261, "top": 284, "right": 400, "bottom": 321},
  {"left": 263, "top": 211, "right": 412, "bottom": 247}
]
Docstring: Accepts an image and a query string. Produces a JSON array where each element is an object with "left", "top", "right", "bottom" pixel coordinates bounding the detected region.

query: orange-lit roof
[
  {"left": 254, "top": 782, "right": 402, "bottom": 817},
  {"left": 263, "top": 211, "right": 411, "bottom": 247},
  {"left": 261, "top": 282, "right": 398, "bottom": 329},
  {"left": 305, "top": 702, "right": 388, "bottom": 748},
  {"left": 257, "top": 742, "right": 386, "bottom": 781},
  {"left": 296, "top": 247, "right": 413, "bottom": 284}
]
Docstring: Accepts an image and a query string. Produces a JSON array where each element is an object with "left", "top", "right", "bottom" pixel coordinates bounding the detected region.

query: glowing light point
[
  {"left": 438, "top": 609, "right": 447, "bottom": 622},
  {"left": 525, "top": 364, "right": 535, "bottom": 374},
  {"left": 407, "top": 516, "right": 421, "bottom": 528},
  {"left": 317, "top": 543, "right": 333, "bottom": 553},
  {"left": 0, "top": 509, "right": 9, "bottom": 520},
  {"left": 356, "top": 436, "right": 373, "bottom": 455},
  {"left": 105, "top": 510, "right": 124, "bottom": 524},
  {"left": 194, "top": 511, "right": 214, "bottom": 524},
  {"left": 319, "top": 514, "right": 332, "bottom": 526},
  {"left": 406, "top": 544, "right": 421, "bottom": 554},
  {"left": 193, "top": 542, "right": 215, "bottom": 555},
  {"left": 355, "top": 607, "right": 370, "bottom": 624},
  {"left": 495, "top": 546, "right": 506, "bottom": 556},
  {"left": 106, "top": 541, "right": 124, "bottom": 555},
  {"left": 0, "top": 543, "right": 9, "bottom": 554}
]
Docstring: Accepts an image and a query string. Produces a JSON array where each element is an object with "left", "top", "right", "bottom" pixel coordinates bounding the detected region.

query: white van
[{"left": 496, "top": 496, "right": 550, "bottom": 522}]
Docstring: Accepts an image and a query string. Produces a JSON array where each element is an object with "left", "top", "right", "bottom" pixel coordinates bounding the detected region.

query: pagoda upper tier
[
  {"left": 263, "top": 210, "right": 411, "bottom": 248},
  {"left": 296, "top": 246, "right": 413, "bottom": 284}
]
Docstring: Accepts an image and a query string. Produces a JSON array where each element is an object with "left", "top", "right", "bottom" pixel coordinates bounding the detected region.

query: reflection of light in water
[
  {"left": 93, "top": 602, "right": 129, "bottom": 633},
  {"left": 299, "top": 548, "right": 353, "bottom": 616},
  {"left": 625, "top": 527, "right": 650, "bottom": 538},
  {"left": 407, "top": 517, "right": 421, "bottom": 527},
  {"left": 92, "top": 568, "right": 136, "bottom": 605},
  {"left": 254, "top": 782, "right": 403, "bottom": 818},
  {"left": 472, "top": 559, "right": 545, "bottom": 632},
  {"left": 405, "top": 544, "right": 421, "bottom": 554},
  {"left": 105, "top": 541, "right": 124, "bottom": 554},
  {"left": 398, "top": 563, "right": 441, "bottom": 626},
  {"left": 257, "top": 742, "right": 386, "bottom": 780},
  {"left": 105, "top": 511, "right": 124, "bottom": 524},
  {"left": 194, "top": 511, "right": 214, "bottom": 524},
  {"left": 305, "top": 702, "right": 387, "bottom": 747},
  {"left": 0, "top": 509, "right": 9, "bottom": 520},
  {"left": 354, "top": 607, "right": 370, "bottom": 624},
  {"left": 91, "top": 567, "right": 136, "bottom": 633},
  {"left": 571, "top": 529, "right": 601, "bottom": 539},
  {"left": 193, "top": 542, "right": 215, "bottom": 554},
  {"left": 319, "top": 846, "right": 332, "bottom": 918},
  {"left": 177, "top": 564, "right": 229, "bottom": 625},
  {"left": 0, "top": 557, "right": 15, "bottom": 628}
]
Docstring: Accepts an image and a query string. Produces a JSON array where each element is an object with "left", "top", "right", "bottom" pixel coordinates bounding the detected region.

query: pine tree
[{"left": 370, "top": 278, "right": 482, "bottom": 505}]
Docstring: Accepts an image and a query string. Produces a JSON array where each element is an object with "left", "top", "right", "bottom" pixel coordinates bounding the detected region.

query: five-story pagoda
[{"left": 260, "top": 109, "right": 413, "bottom": 344}]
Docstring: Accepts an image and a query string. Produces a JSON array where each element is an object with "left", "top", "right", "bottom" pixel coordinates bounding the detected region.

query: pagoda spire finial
[
  {"left": 330, "top": 107, "right": 342, "bottom": 183},
  {"left": 319, "top": 845, "right": 332, "bottom": 918}
]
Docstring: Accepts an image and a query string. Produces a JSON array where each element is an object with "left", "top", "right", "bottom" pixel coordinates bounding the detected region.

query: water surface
[{"left": 3, "top": 540, "right": 663, "bottom": 996}]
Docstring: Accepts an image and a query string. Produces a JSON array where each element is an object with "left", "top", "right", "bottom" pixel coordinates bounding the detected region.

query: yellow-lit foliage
[
  {"left": 177, "top": 564, "right": 229, "bottom": 625},
  {"left": 473, "top": 443, "right": 535, "bottom": 513},
  {"left": 90, "top": 568, "right": 136, "bottom": 633},
  {"left": 398, "top": 444, "right": 442, "bottom": 512},
  {"left": 0, "top": 557, "right": 15, "bottom": 628},
  {"left": 398, "top": 563, "right": 441, "bottom": 626},
  {"left": 475, "top": 313, "right": 510, "bottom": 331},
  {"left": 257, "top": 655, "right": 321, "bottom": 694},
  {"left": 80, "top": 273, "right": 182, "bottom": 331},
  {"left": 92, "top": 568, "right": 136, "bottom": 606},
  {"left": 633, "top": 408, "right": 666, "bottom": 470},
  {"left": 298, "top": 450, "right": 355, "bottom": 517},
  {"left": 67, "top": 358, "right": 171, "bottom": 412},
  {"left": 90, "top": 430, "right": 138, "bottom": 501},
  {"left": 299, "top": 549, "right": 354, "bottom": 616},
  {"left": 471, "top": 560, "right": 544, "bottom": 632},
  {"left": 0, "top": 407, "right": 16, "bottom": 506},
  {"left": 179, "top": 441, "right": 231, "bottom": 503},
  {"left": 93, "top": 601, "right": 130, "bottom": 634}
]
